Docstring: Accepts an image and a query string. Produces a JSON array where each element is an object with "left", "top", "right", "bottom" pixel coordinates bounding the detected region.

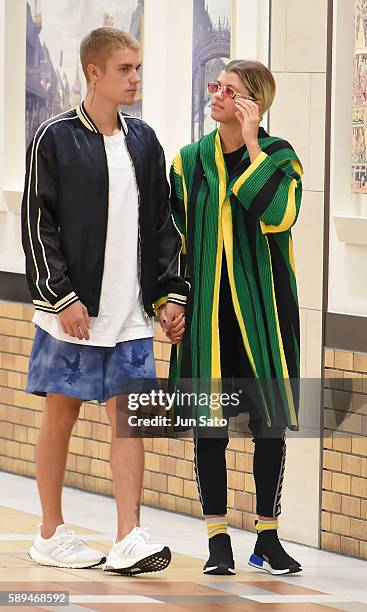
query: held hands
[
  {"left": 58, "top": 300, "right": 90, "bottom": 341},
  {"left": 159, "top": 303, "right": 185, "bottom": 344}
]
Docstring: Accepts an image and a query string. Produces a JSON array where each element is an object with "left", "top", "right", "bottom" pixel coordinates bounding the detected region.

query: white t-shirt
[{"left": 32, "top": 129, "right": 154, "bottom": 346}]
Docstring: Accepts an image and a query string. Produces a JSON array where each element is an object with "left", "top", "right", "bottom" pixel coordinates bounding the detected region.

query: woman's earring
[{"left": 91, "top": 81, "right": 96, "bottom": 106}]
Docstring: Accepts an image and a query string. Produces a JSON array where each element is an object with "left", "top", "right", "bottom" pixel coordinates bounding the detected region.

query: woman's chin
[{"left": 211, "top": 109, "right": 223, "bottom": 122}]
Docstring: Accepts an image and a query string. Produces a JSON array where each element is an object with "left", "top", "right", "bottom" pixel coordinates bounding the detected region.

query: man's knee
[{"left": 44, "top": 394, "right": 81, "bottom": 431}]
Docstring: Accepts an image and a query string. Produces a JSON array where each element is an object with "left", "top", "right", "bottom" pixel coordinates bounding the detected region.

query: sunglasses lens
[
  {"left": 222, "top": 86, "right": 235, "bottom": 99},
  {"left": 208, "top": 82, "right": 218, "bottom": 94}
]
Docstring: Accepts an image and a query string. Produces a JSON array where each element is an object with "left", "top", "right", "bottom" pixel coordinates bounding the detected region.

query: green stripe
[{"left": 167, "top": 128, "right": 302, "bottom": 430}]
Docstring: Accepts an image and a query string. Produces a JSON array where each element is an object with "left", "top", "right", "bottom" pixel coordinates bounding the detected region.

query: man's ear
[{"left": 87, "top": 63, "right": 100, "bottom": 82}]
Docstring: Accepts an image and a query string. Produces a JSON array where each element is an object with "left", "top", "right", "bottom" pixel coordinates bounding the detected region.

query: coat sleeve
[
  {"left": 230, "top": 149, "right": 303, "bottom": 234},
  {"left": 169, "top": 151, "right": 188, "bottom": 277},
  {"left": 152, "top": 141, "right": 190, "bottom": 316},
  {"left": 21, "top": 126, "right": 79, "bottom": 313}
]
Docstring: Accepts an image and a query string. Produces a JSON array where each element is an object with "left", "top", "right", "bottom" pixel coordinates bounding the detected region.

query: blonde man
[{"left": 22, "top": 27, "right": 188, "bottom": 574}]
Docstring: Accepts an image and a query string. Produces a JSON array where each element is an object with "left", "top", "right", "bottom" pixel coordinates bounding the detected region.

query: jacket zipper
[{"left": 124, "top": 137, "right": 150, "bottom": 320}]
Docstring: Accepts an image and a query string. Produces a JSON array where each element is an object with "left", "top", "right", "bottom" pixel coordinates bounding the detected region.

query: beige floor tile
[
  {"left": 0, "top": 554, "right": 35, "bottom": 568},
  {"left": 0, "top": 541, "right": 33, "bottom": 553}
]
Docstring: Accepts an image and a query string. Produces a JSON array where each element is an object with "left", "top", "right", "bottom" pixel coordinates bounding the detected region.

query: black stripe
[
  {"left": 262, "top": 139, "right": 293, "bottom": 157},
  {"left": 180, "top": 151, "right": 205, "bottom": 379},
  {"left": 230, "top": 138, "right": 297, "bottom": 192},
  {"left": 247, "top": 168, "right": 285, "bottom": 219},
  {"left": 237, "top": 213, "right": 276, "bottom": 377},
  {"left": 196, "top": 187, "right": 209, "bottom": 378},
  {"left": 267, "top": 235, "right": 300, "bottom": 378},
  {"left": 35, "top": 306, "right": 56, "bottom": 313},
  {"left": 167, "top": 298, "right": 187, "bottom": 305}
]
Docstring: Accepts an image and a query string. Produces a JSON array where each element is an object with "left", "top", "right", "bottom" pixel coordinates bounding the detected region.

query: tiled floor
[{"left": 0, "top": 473, "right": 366, "bottom": 611}]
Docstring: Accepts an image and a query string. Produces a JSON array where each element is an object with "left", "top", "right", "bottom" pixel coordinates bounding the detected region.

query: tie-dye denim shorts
[{"left": 26, "top": 326, "right": 157, "bottom": 402}]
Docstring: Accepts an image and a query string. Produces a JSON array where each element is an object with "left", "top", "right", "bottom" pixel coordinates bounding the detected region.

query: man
[{"left": 21, "top": 27, "right": 187, "bottom": 574}]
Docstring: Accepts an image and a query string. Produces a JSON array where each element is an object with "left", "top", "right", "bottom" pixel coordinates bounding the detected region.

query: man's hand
[
  {"left": 58, "top": 300, "right": 90, "bottom": 341},
  {"left": 160, "top": 303, "right": 185, "bottom": 344}
]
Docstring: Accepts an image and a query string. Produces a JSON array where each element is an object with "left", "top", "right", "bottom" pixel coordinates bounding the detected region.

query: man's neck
[
  {"left": 219, "top": 122, "right": 245, "bottom": 154},
  {"left": 83, "top": 95, "right": 120, "bottom": 136}
]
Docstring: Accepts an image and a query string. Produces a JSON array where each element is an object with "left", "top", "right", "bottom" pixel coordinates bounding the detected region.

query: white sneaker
[
  {"left": 103, "top": 527, "right": 171, "bottom": 575},
  {"left": 28, "top": 524, "right": 106, "bottom": 569}
]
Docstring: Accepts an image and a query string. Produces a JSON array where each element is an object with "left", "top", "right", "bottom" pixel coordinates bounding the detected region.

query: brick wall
[
  {"left": 0, "top": 300, "right": 257, "bottom": 532},
  {"left": 2, "top": 300, "right": 367, "bottom": 557},
  {"left": 322, "top": 349, "right": 367, "bottom": 559}
]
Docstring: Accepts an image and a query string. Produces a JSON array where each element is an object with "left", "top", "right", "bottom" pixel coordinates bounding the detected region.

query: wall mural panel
[
  {"left": 25, "top": 0, "right": 144, "bottom": 148},
  {"left": 352, "top": 0, "right": 367, "bottom": 192},
  {"left": 191, "top": 0, "right": 232, "bottom": 141}
]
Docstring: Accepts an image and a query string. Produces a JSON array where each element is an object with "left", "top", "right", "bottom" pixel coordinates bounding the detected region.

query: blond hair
[
  {"left": 80, "top": 27, "right": 140, "bottom": 83},
  {"left": 225, "top": 59, "right": 276, "bottom": 119}
]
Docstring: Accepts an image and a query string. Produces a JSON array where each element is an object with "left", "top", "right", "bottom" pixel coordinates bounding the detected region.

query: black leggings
[
  {"left": 193, "top": 256, "right": 286, "bottom": 518},
  {"left": 193, "top": 423, "right": 286, "bottom": 517}
]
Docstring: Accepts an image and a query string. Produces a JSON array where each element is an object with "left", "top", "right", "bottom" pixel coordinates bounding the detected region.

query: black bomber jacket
[{"left": 21, "top": 103, "right": 189, "bottom": 318}]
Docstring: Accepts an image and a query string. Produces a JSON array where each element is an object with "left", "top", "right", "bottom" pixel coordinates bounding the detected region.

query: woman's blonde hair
[
  {"left": 80, "top": 27, "right": 140, "bottom": 83},
  {"left": 224, "top": 59, "right": 276, "bottom": 119}
]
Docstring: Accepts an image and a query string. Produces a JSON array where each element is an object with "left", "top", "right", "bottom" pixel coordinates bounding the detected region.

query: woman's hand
[
  {"left": 234, "top": 97, "right": 261, "bottom": 145},
  {"left": 159, "top": 303, "right": 185, "bottom": 344},
  {"left": 234, "top": 98, "right": 263, "bottom": 162}
]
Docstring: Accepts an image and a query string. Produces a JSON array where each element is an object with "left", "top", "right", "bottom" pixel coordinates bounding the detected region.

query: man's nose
[{"left": 131, "top": 70, "right": 141, "bottom": 84}]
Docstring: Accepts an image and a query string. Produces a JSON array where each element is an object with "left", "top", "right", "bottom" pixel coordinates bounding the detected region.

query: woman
[{"left": 161, "top": 59, "right": 303, "bottom": 575}]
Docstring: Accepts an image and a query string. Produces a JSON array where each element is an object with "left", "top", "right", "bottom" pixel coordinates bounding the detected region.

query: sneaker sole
[
  {"left": 203, "top": 564, "right": 236, "bottom": 575},
  {"left": 28, "top": 547, "right": 106, "bottom": 569},
  {"left": 248, "top": 554, "right": 302, "bottom": 575},
  {"left": 103, "top": 546, "right": 171, "bottom": 575}
]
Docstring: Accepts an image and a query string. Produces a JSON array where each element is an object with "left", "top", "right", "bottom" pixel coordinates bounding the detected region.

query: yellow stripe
[
  {"left": 212, "top": 132, "right": 225, "bottom": 382},
  {"left": 264, "top": 236, "right": 297, "bottom": 427},
  {"left": 215, "top": 131, "right": 272, "bottom": 425},
  {"left": 232, "top": 151, "right": 267, "bottom": 196},
  {"left": 208, "top": 528, "right": 227, "bottom": 538},
  {"left": 291, "top": 158, "right": 303, "bottom": 176},
  {"left": 255, "top": 522, "right": 278, "bottom": 531},
  {"left": 153, "top": 296, "right": 167, "bottom": 315},
  {"left": 173, "top": 152, "right": 188, "bottom": 232},
  {"left": 289, "top": 235, "right": 296, "bottom": 275},
  {"left": 260, "top": 178, "right": 297, "bottom": 234},
  {"left": 215, "top": 130, "right": 256, "bottom": 376},
  {"left": 172, "top": 152, "right": 183, "bottom": 176},
  {"left": 207, "top": 521, "right": 227, "bottom": 530},
  {"left": 221, "top": 201, "right": 259, "bottom": 378}
]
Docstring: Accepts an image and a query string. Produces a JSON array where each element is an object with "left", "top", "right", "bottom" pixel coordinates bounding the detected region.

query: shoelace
[
  {"left": 54, "top": 530, "right": 87, "bottom": 553},
  {"left": 133, "top": 527, "right": 150, "bottom": 544},
  {"left": 114, "top": 527, "right": 151, "bottom": 554}
]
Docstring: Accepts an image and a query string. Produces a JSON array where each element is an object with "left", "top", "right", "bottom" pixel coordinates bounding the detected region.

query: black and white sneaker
[
  {"left": 103, "top": 527, "right": 171, "bottom": 576},
  {"left": 248, "top": 527, "right": 302, "bottom": 575},
  {"left": 203, "top": 533, "right": 235, "bottom": 575}
]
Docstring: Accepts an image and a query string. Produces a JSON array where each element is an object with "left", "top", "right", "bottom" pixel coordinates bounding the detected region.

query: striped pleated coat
[{"left": 168, "top": 127, "right": 303, "bottom": 430}]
